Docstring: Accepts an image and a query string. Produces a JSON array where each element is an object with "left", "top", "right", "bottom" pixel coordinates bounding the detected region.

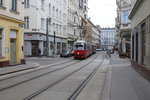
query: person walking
[{"left": 38, "top": 48, "right": 41, "bottom": 58}]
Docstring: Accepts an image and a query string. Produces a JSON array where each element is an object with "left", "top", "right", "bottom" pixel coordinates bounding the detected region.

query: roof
[{"left": 101, "top": 27, "right": 115, "bottom": 30}]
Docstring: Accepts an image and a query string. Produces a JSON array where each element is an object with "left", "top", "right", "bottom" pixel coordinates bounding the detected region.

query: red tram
[
  {"left": 92, "top": 44, "right": 96, "bottom": 54},
  {"left": 73, "top": 40, "right": 96, "bottom": 59}
]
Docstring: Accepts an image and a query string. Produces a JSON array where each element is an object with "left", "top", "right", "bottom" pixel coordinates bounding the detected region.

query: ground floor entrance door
[
  {"left": 31, "top": 41, "right": 39, "bottom": 56},
  {"left": 10, "top": 39, "right": 16, "bottom": 64}
]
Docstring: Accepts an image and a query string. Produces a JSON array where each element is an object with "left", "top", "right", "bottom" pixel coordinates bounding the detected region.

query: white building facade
[
  {"left": 67, "top": 0, "right": 80, "bottom": 51},
  {"left": 116, "top": 0, "right": 132, "bottom": 56},
  {"left": 24, "top": 0, "right": 68, "bottom": 56},
  {"left": 67, "top": 0, "right": 89, "bottom": 51},
  {"left": 101, "top": 28, "right": 115, "bottom": 50}
]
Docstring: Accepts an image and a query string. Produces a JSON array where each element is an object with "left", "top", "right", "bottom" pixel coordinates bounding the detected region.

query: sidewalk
[
  {"left": 102, "top": 52, "right": 150, "bottom": 100},
  {"left": 0, "top": 62, "right": 39, "bottom": 76}
]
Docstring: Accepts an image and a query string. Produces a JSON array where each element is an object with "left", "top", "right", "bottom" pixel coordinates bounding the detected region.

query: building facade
[
  {"left": 95, "top": 25, "right": 101, "bottom": 49},
  {"left": 78, "top": 0, "right": 88, "bottom": 41},
  {"left": 129, "top": 0, "right": 150, "bottom": 81},
  {"left": 116, "top": 0, "right": 132, "bottom": 57},
  {"left": 87, "top": 19, "right": 94, "bottom": 43},
  {"left": 67, "top": 0, "right": 80, "bottom": 51},
  {"left": 92, "top": 25, "right": 101, "bottom": 48},
  {"left": 87, "top": 20, "right": 101, "bottom": 48},
  {"left": 101, "top": 28, "right": 115, "bottom": 50},
  {"left": 24, "top": 0, "right": 68, "bottom": 56},
  {"left": 0, "top": 0, "right": 25, "bottom": 67},
  {"left": 67, "top": 0, "right": 89, "bottom": 51}
]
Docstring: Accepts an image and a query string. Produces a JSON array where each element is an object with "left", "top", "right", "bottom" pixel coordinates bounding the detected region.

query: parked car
[
  {"left": 60, "top": 50, "right": 73, "bottom": 57},
  {"left": 96, "top": 48, "right": 103, "bottom": 51}
]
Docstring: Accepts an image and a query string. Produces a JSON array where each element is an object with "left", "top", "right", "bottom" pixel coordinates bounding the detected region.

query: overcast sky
[{"left": 88, "top": 0, "right": 117, "bottom": 28}]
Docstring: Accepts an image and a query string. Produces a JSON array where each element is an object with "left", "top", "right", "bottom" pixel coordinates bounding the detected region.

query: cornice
[{"left": 129, "top": 0, "right": 143, "bottom": 20}]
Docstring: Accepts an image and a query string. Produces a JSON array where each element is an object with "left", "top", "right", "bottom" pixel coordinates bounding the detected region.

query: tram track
[
  {"left": 0, "top": 59, "right": 74, "bottom": 82},
  {"left": 23, "top": 54, "right": 102, "bottom": 100},
  {"left": 67, "top": 55, "right": 104, "bottom": 100},
  {"left": 0, "top": 60, "right": 81, "bottom": 92}
]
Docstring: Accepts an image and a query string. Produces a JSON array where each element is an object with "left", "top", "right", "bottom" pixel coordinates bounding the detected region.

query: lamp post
[
  {"left": 53, "top": 31, "right": 56, "bottom": 57},
  {"left": 46, "top": 18, "right": 51, "bottom": 57}
]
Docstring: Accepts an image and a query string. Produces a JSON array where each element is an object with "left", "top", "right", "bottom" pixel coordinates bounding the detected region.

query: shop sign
[{"left": 28, "top": 34, "right": 32, "bottom": 39}]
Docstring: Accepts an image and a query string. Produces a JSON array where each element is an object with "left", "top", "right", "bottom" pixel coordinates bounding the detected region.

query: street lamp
[
  {"left": 53, "top": 31, "right": 56, "bottom": 57},
  {"left": 46, "top": 17, "right": 51, "bottom": 57}
]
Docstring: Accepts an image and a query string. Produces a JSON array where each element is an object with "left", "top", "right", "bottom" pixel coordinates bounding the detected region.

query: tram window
[
  {"left": 84, "top": 44, "right": 86, "bottom": 50},
  {"left": 76, "top": 43, "right": 81, "bottom": 45},
  {"left": 75, "top": 45, "right": 84, "bottom": 50}
]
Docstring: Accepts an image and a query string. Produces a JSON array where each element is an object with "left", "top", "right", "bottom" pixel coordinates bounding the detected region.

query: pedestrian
[{"left": 38, "top": 48, "right": 41, "bottom": 58}]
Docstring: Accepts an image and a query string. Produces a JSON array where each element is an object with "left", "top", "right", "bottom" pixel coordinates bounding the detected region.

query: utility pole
[
  {"left": 53, "top": 31, "right": 56, "bottom": 57},
  {"left": 46, "top": 18, "right": 51, "bottom": 57}
]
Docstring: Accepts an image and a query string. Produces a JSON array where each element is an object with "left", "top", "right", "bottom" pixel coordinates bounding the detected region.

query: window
[
  {"left": 141, "top": 23, "right": 146, "bottom": 65},
  {"left": 49, "top": 4, "right": 51, "bottom": 15},
  {"left": 0, "top": 28, "right": 3, "bottom": 56},
  {"left": 74, "top": 17, "right": 76, "bottom": 23},
  {"left": 59, "top": 11, "right": 61, "bottom": 19},
  {"left": 53, "top": 23, "right": 55, "bottom": 32},
  {"left": 56, "top": 9, "right": 58, "bottom": 18},
  {"left": 63, "top": 0, "right": 66, "bottom": 8},
  {"left": 53, "top": 6, "right": 55, "bottom": 16},
  {"left": 41, "top": 18, "right": 45, "bottom": 30},
  {"left": 74, "top": 29, "right": 76, "bottom": 35},
  {"left": 59, "top": 25, "right": 62, "bottom": 35},
  {"left": 41, "top": 0, "right": 45, "bottom": 10},
  {"left": 12, "top": 0, "right": 17, "bottom": 10},
  {"left": 124, "top": 10, "right": 129, "bottom": 23},
  {"left": 24, "top": 17, "right": 29, "bottom": 29},
  {"left": 24, "top": 0, "right": 29, "bottom": 8},
  {"left": 63, "top": 27, "right": 66, "bottom": 36},
  {"left": 84, "top": 14, "right": 87, "bottom": 19},
  {"left": 0, "top": 0, "right": 3, "bottom": 5},
  {"left": 63, "top": 13, "right": 66, "bottom": 22},
  {"left": 56, "top": 24, "right": 58, "bottom": 34}
]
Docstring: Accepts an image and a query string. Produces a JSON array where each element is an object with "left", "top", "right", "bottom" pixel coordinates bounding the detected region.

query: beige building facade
[
  {"left": 129, "top": 0, "right": 150, "bottom": 81},
  {"left": 0, "top": 0, "right": 25, "bottom": 67},
  {"left": 87, "top": 19, "right": 101, "bottom": 48}
]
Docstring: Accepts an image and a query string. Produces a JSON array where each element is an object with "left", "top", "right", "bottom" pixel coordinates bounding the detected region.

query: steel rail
[
  {"left": 67, "top": 55, "right": 105, "bottom": 100},
  {"left": 0, "top": 59, "right": 74, "bottom": 82},
  {"left": 0, "top": 60, "right": 81, "bottom": 92},
  {"left": 23, "top": 54, "right": 99, "bottom": 100}
]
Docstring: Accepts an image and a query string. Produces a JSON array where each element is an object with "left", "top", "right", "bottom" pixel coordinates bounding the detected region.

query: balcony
[{"left": 119, "top": 23, "right": 131, "bottom": 31}]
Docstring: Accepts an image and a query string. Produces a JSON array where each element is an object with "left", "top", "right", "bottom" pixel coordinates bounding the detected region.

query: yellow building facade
[
  {"left": 0, "top": 15, "right": 25, "bottom": 67},
  {"left": 0, "top": 0, "right": 25, "bottom": 67}
]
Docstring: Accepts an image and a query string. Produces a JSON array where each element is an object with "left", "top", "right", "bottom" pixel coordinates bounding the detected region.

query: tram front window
[{"left": 75, "top": 45, "right": 84, "bottom": 50}]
